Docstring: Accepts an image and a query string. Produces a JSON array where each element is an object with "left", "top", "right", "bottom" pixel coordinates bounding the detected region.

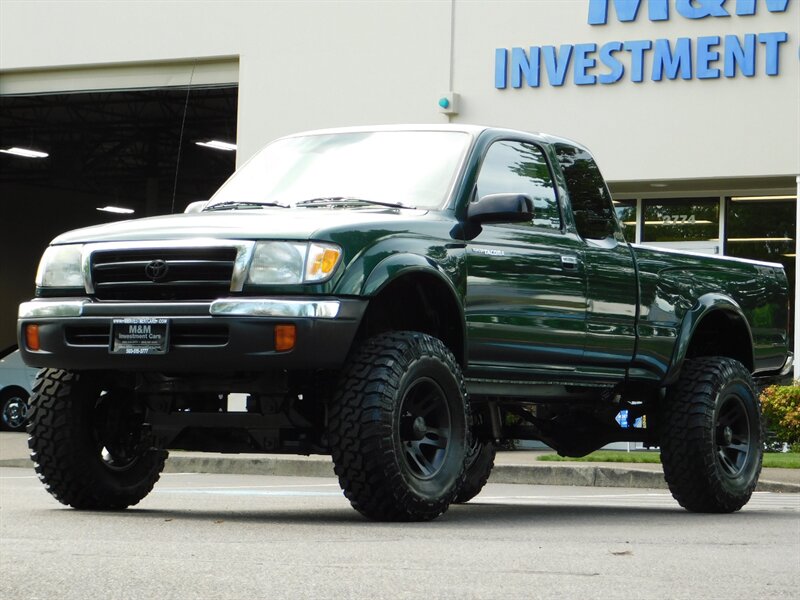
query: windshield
[{"left": 206, "top": 130, "right": 471, "bottom": 210}]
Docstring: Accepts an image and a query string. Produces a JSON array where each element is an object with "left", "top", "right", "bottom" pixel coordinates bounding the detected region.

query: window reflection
[
  {"left": 726, "top": 197, "right": 795, "bottom": 308},
  {"left": 476, "top": 140, "right": 560, "bottom": 229},
  {"left": 642, "top": 198, "right": 719, "bottom": 243},
  {"left": 613, "top": 200, "right": 637, "bottom": 242}
]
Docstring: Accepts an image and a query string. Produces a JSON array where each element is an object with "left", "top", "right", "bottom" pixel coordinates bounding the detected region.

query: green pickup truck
[{"left": 18, "top": 125, "right": 792, "bottom": 521}]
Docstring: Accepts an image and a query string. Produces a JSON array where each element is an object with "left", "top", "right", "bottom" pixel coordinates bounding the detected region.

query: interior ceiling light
[
  {"left": 96, "top": 206, "right": 134, "bottom": 214},
  {"left": 195, "top": 140, "right": 237, "bottom": 151},
  {"left": 649, "top": 183, "right": 668, "bottom": 188},
  {"left": 643, "top": 220, "right": 714, "bottom": 225},
  {"left": 727, "top": 237, "right": 794, "bottom": 243},
  {"left": 0, "top": 146, "right": 49, "bottom": 158},
  {"left": 731, "top": 195, "right": 797, "bottom": 201}
]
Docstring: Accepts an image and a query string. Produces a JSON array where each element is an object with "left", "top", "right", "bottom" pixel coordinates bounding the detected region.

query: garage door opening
[{"left": 0, "top": 85, "right": 239, "bottom": 347}]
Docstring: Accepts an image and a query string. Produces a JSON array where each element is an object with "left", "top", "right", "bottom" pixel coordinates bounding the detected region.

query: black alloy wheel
[
  {"left": 660, "top": 357, "right": 762, "bottom": 513},
  {"left": 329, "top": 331, "right": 469, "bottom": 521},
  {"left": 27, "top": 369, "right": 167, "bottom": 510}
]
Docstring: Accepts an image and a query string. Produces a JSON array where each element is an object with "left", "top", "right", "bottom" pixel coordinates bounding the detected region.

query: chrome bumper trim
[
  {"left": 19, "top": 300, "right": 89, "bottom": 319},
  {"left": 19, "top": 298, "right": 342, "bottom": 320},
  {"left": 209, "top": 299, "right": 341, "bottom": 319},
  {"left": 779, "top": 351, "right": 794, "bottom": 377}
]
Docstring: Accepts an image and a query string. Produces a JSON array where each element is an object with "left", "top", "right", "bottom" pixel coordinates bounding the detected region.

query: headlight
[
  {"left": 247, "top": 242, "right": 342, "bottom": 285},
  {"left": 35, "top": 245, "right": 85, "bottom": 288}
]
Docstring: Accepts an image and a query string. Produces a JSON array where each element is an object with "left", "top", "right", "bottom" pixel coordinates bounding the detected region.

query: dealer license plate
[{"left": 110, "top": 318, "right": 170, "bottom": 355}]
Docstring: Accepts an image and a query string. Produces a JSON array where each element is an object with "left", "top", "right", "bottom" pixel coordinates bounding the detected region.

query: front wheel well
[{"left": 354, "top": 273, "right": 464, "bottom": 365}]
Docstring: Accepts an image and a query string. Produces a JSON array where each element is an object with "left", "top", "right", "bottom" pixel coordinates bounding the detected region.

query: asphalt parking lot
[{"left": 1, "top": 467, "right": 798, "bottom": 599}]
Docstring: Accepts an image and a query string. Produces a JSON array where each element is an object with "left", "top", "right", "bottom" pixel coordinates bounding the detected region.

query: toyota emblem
[{"left": 144, "top": 259, "right": 169, "bottom": 282}]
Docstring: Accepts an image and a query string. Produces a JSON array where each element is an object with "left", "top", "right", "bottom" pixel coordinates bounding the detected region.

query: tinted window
[
  {"left": 476, "top": 141, "right": 560, "bottom": 230},
  {"left": 554, "top": 143, "right": 616, "bottom": 240},
  {"left": 642, "top": 198, "right": 719, "bottom": 243}
]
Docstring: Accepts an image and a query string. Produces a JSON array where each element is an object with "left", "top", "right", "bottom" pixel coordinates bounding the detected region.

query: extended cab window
[
  {"left": 476, "top": 140, "right": 560, "bottom": 230},
  {"left": 554, "top": 143, "right": 617, "bottom": 240}
]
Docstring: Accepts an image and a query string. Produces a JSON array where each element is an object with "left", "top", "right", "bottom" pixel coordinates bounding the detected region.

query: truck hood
[{"left": 51, "top": 207, "right": 428, "bottom": 244}]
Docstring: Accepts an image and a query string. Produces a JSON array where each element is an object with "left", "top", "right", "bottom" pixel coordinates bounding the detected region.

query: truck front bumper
[{"left": 18, "top": 297, "right": 367, "bottom": 371}]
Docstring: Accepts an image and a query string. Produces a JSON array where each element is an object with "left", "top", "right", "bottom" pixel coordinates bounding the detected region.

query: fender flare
[
  {"left": 664, "top": 293, "right": 754, "bottom": 385},
  {"left": 361, "top": 253, "right": 455, "bottom": 297},
  {"left": 360, "top": 252, "right": 467, "bottom": 361}
]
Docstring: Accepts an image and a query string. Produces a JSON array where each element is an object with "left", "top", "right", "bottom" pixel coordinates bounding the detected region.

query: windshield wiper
[
  {"left": 204, "top": 201, "right": 289, "bottom": 211},
  {"left": 295, "top": 197, "right": 412, "bottom": 209}
]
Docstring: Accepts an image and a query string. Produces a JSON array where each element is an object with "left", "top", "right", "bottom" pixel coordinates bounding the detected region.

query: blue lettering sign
[
  {"left": 543, "top": 45, "right": 574, "bottom": 86},
  {"left": 589, "top": 0, "right": 790, "bottom": 24},
  {"left": 588, "top": 0, "right": 669, "bottom": 25},
  {"left": 623, "top": 40, "right": 653, "bottom": 82},
  {"left": 512, "top": 47, "right": 541, "bottom": 87},
  {"left": 574, "top": 43, "right": 598, "bottom": 84},
  {"left": 495, "top": 48, "right": 508, "bottom": 88},
  {"left": 735, "top": 0, "right": 790, "bottom": 15},
  {"left": 758, "top": 31, "right": 788, "bottom": 74},
  {"left": 599, "top": 41, "right": 626, "bottom": 83},
  {"left": 652, "top": 37, "right": 693, "bottom": 80},
  {"left": 676, "top": 0, "right": 729, "bottom": 19},
  {"left": 496, "top": 0, "right": 792, "bottom": 89},
  {"left": 696, "top": 35, "right": 722, "bottom": 78},
  {"left": 723, "top": 34, "right": 756, "bottom": 76}
]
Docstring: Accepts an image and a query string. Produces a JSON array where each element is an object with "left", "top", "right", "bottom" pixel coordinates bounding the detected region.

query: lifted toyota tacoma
[{"left": 18, "top": 125, "right": 792, "bottom": 520}]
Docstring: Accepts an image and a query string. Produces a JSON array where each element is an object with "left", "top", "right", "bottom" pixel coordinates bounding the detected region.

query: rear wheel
[
  {"left": 328, "top": 332, "right": 468, "bottom": 521},
  {"left": 660, "top": 357, "right": 762, "bottom": 513},
  {"left": 27, "top": 369, "right": 166, "bottom": 510}
]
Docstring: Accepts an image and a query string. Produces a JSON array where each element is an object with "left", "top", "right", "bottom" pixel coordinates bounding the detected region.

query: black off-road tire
[
  {"left": 660, "top": 357, "right": 762, "bottom": 513},
  {"left": 27, "top": 368, "right": 167, "bottom": 510},
  {"left": 328, "top": 331, "right": 469, "bottom": 521},
  {"left": 453, "top": 441, "right": 496, "bottom": 503}
]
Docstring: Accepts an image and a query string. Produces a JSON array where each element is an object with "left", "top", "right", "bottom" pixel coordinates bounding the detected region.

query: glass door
[{"left": 640, "top": 198, "right": 721, "bottom": 255}]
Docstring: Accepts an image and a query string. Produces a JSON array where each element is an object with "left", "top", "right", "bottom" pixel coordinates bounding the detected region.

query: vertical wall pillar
[{"left": 794, "top": 176, "right": 800, "bottom": 381}]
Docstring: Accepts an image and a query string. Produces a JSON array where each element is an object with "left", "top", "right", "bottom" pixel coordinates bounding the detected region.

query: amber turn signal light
[
  {"left": 26, "top": 324, "right": 41, "bottom": 351},
  {"left": 274, "top": 324, "right": 296, "bottom": 352}
]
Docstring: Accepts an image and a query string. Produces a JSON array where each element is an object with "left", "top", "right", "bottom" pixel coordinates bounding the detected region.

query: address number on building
[{"left": 110, "top": 318, "right": 169, "bottom": 355}]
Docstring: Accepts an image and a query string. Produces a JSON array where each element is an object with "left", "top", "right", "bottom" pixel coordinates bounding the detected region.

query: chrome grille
[{"left": 90, "top": 247, "right": 237, "bottom": 301}]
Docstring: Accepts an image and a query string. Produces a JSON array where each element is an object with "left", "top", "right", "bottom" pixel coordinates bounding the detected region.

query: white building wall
[{"left": 1, "top": 0, "right": 798, "bottom": 181}]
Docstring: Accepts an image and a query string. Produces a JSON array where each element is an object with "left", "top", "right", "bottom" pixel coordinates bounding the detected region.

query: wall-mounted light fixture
[{"left": 731, "top": 195, "right": 797, "bottom": 201}]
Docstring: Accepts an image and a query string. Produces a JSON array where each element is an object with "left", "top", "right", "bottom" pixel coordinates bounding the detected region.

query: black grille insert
[
  {"left": 65, "top": 324, "right": 229, "bottom": 347},
  {"left": 91, "top": 247, "right": 237, "bottom": 301}
]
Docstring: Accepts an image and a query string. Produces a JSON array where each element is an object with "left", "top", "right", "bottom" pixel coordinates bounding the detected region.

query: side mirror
[
  {"left": 184, "top": 200, "right": 207, "bottom": 214},
  {"left": 467, "top": 193, "right": 534, "bottom": 224}
]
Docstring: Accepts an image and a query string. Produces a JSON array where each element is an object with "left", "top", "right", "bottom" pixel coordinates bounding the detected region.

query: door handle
[{"left": 560, "top": 255, "right": 579, "bottom": 270}]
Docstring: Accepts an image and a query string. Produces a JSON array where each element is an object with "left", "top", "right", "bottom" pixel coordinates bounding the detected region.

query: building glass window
[
  {"left": 613, "top": 200, "right": 637, "bottom": 242},
  {"left": 642, "top": 198, "right": 719, "bottom": 244},
  {"left": 726, "top": 196, "right": 796, "bottom": 304}
]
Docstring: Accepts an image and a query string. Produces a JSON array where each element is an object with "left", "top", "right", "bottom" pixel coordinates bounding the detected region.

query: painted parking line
[
  {"left": 155, "top": 488, "right": 344, "bottom": 497},
  {"left": 471, "top": 490, "right": 800, "bottom": 511},
  {"left": 155, "top": 482, "right": 343, "bottom": 497}
]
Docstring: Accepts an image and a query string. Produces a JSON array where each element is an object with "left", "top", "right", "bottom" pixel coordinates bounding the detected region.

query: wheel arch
[
  {"left": 354, "top": 254, "right": 466, "bottom": 365},
  {"left": 665, "top": 294, "right": 754, "bottom": 385}
]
